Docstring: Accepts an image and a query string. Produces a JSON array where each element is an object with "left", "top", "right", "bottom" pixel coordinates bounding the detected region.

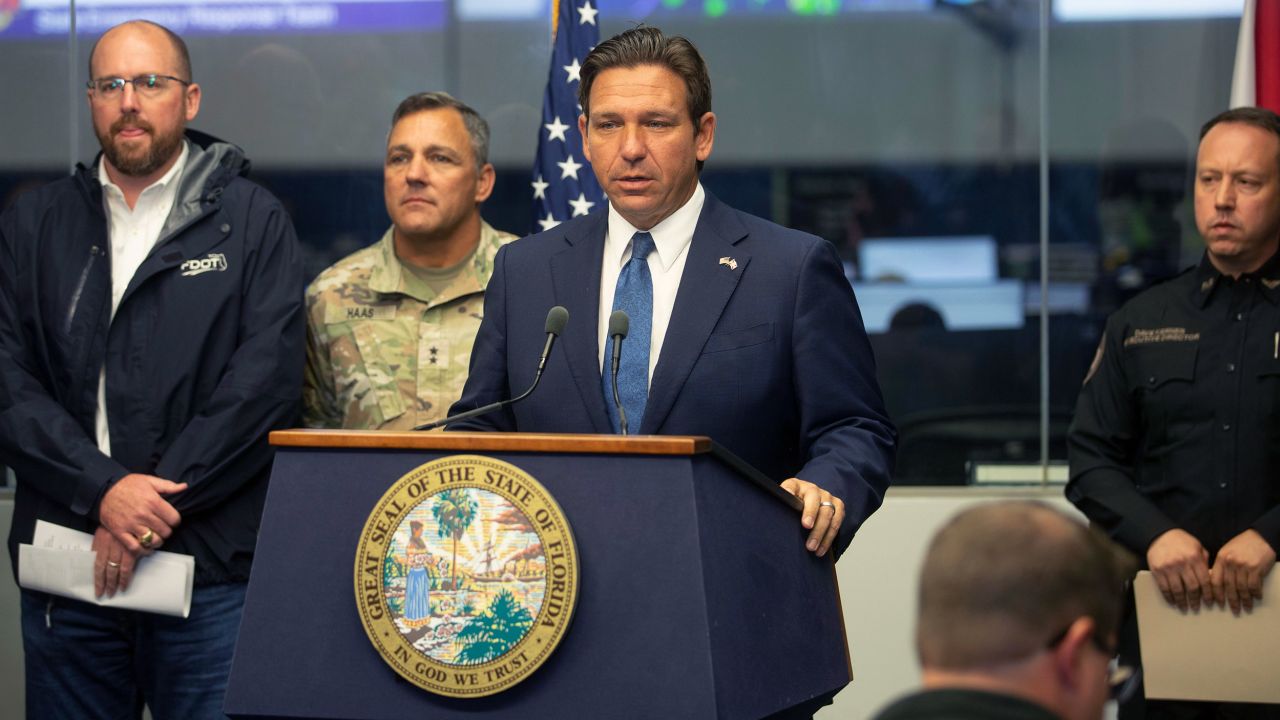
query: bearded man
[{"left": 0, "top": 20, "right": 304, "bottom": 719}]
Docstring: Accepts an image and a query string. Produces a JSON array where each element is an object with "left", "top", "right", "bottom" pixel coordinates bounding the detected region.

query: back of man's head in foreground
[{"left": 917, "top": 501, "right": 1134, "bottom": 670}]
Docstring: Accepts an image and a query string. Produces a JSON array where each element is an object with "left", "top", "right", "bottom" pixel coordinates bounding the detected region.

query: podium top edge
[{"left": 269, "top": 430, "right": 714, "bottom": 455}]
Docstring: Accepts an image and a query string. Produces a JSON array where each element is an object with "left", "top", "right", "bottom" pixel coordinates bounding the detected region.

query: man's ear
[
  {"left": 474, "top": 163, "right": 496, "bottom": 204},
  {"left": 578, "top": 114, "right": 591, "bottom": 164},
  {"left": 1051, "top": 616, "right": 1096, "bottom": 690},
  {"left": 694, "top": 111, "right": 716, "bottom": 163},
  {"left": 185, "top": 82, "right": 202, "bottom": 122}
]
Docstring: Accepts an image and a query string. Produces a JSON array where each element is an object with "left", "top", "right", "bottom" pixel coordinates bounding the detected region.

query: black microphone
[
  {"left": 414, "top": 306, "right": 569, "bottom": 431},
  {"left": 607, "top": 310, "right": 629, "bottom": 435}
]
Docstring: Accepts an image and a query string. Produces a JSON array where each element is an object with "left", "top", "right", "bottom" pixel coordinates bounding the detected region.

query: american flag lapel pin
[{"left": 719, "top": 256, "right": 738, "bottom": 271}]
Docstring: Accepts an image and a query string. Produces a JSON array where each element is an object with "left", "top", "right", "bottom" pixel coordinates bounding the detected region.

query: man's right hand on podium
[{"left": 782, "top": 477, "right": 845, "bottom": 558}]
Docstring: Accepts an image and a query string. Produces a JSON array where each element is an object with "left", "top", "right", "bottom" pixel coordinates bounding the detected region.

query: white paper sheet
[
  {"left": 1135, "top": 570, "right": 1280, "bottom": 703},
  {"left": 18, "top": 520, "right": 194, "bottom": 618}
]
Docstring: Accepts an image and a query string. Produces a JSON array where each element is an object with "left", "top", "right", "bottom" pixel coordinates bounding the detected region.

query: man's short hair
[
  {"left": 916, "top": 501, "right": 1134, "bottom": 670},
  {"left": 1199, "top": 107, "right": 1280, "bottom": 171},
  {"left": 390, "top": 91, "right": 491, "bottom": 169},
  {"left": 88, "top": 20, "right": 192, "bottom": 82},
  {"left": 1199, "top": 106, "right": 1280, "bottom": 142},
  {"left": 578, "top": 26, "right": 712, "bottom": 126}
]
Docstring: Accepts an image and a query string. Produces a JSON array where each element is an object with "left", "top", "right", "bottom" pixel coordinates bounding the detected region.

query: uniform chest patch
[
  {"left": 180, "top": 253, "right": 227, "bottom": 276},
  {"left": 1123, "top": 327, "right": 1200, "bottom": 347},
  {"left": 327, "top": 304, "right": 398, "bottom": 323}
]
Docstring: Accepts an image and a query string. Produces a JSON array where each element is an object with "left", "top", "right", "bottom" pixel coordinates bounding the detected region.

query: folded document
[
  {"left": 1136, "top": 569, "right": 1279, "bottom": 703},
  {"left": 18, "top": 520, "right": 194, "bottom": 618}
]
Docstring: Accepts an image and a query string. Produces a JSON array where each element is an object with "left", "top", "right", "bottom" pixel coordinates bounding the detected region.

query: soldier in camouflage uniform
[{"left": 304, "top": 93, "right": 516, "bottom": 429}]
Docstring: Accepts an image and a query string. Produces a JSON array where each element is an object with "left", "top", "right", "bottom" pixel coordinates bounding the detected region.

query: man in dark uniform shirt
[{"left": 1068, "top": 107, "right": 1280, "bottom": 720}]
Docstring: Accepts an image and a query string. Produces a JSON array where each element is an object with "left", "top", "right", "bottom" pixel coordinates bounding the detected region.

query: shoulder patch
[{"left": 1083, "top": 335, "right": 1105, "bottom": 385}]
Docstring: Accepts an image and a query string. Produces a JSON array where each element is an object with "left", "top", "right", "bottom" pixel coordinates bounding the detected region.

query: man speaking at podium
[{"left": 449, "top": 27, "right": 895, "bottom": 560}]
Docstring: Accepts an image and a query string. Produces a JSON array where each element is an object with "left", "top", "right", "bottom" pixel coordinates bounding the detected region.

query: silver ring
[
  {"left": 107, "top": 561, "right": 121, "bottom": 568},
  {"left": 819, "top": 501, "right": 836, "bottom": 511}
]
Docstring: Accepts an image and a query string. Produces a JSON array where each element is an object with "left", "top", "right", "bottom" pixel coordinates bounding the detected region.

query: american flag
[
  {"left": 1230, "top": 0, "right": 1280, "bottom": 113},
  {"left": 532, "top": 0, "right": 604, "bottom": 231}
]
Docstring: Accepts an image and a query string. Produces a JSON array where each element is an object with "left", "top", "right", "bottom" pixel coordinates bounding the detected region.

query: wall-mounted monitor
[
  {"left": 1054, "top": 0, "right": 1240, "bottom": 21},
  {"left": 1, "top": 0, "right": 446, "bottom": 38},
  {"left": 858, "top": 235, "right": 998, "bottom": 285}
]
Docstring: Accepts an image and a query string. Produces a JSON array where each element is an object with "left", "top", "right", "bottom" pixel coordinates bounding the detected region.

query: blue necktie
[{"left": 603, "top": 232, "right": 656, "bottom": 434}]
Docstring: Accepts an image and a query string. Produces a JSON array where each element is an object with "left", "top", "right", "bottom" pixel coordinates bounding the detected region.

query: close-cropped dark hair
[
  {"left": 916, "top": 501, "right": 1135, "bottom": 670},
  {"left": 1199, "top": 106, "right": 1280, "bottom": 142},
  {"left": 578, "top": 26, "right": 713, "bottom": 126},
  {"left": 390, "top": 91, "right": 491, "bottom": 168},
  {"left": 89, "top": 20, "right": 192, "bottom": 82}
]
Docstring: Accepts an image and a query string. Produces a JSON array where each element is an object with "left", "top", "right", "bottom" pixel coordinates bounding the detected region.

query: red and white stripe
[{"left": 1231, "top": 0, "right": 1280, "bottom": 111}]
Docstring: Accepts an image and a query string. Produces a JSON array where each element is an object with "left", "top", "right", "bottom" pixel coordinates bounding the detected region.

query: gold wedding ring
[
  {"left": 139, "top": 528, "right": 155, "bottom": 548},
  {"left": 107, "top": 560, "right": 121, "bottom": 568}
]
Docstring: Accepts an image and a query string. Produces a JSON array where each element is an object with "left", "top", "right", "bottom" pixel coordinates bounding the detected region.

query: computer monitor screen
[
  {"left": 858, "top": 236, "right": 998, "bottom": 284},
  {"left": 5, "top": 0, "right": 447, "bottom": 37},
  {"left": 1, "top": 0, "right": 934, "bottom": 37},
  {"left": 1054, "top": 0, "right": 1240, "bottom": 21},
  {"left": 852, "top": 280, "right": 1024, "bottom": 333}
]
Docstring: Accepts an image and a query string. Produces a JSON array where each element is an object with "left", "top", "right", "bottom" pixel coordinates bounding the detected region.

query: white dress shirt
[
  {"left": 94, "top": 144, "right": 189, "bottom": 455},
  {"left": 597, "top": 183, "right": 705, "bottom": 387}
]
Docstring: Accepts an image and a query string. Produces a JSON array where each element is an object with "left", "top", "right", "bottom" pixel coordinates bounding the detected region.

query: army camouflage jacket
[{"left": 303, "top": 221, "right": 516, "bottom": 429}]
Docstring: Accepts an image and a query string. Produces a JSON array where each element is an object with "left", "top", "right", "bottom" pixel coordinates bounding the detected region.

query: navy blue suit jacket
[{"left": 451, "top": 192, "right": 895, "bottom": 554}]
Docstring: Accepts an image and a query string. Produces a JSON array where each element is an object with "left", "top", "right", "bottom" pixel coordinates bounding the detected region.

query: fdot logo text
[{"left": 180, "top": 253, "right": 228, "bottom": 277}]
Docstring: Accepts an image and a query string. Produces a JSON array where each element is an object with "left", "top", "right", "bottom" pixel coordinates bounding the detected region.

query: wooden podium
[{"left": 224, "top": 431, "right": 851, "bottom": 719}]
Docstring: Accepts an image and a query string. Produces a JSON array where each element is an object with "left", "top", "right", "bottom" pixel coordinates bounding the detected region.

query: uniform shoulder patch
[{"left": 1083, "top": 335, "right": 1105, "bottom": 385}]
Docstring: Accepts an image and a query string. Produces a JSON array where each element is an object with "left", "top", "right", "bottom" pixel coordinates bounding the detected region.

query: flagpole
[
  {"left": 443, "top": 0, "right": 460, "bottom": 96},
  {"left": 1038, "top": 0, "right": 1050, "bottom": 486}
]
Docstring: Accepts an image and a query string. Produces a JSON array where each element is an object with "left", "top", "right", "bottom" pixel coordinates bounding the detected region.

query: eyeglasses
[
  {"left": 87, "top": 74, "right": 190, "bottom": 99},
  {"left": 1045, "top": 624, "right": 1139, "bottom": 703},
  {"left": 1106, "top": 664, "right": 1140, "bottom": 704}
]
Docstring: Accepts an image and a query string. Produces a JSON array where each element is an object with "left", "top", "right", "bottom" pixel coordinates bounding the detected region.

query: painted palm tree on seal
[
  {"left": 432, "top": 488, "right": 477, "bottom": 591},
  {"left": 455, "top": 588, "right": 533, "bottom": 664}
]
